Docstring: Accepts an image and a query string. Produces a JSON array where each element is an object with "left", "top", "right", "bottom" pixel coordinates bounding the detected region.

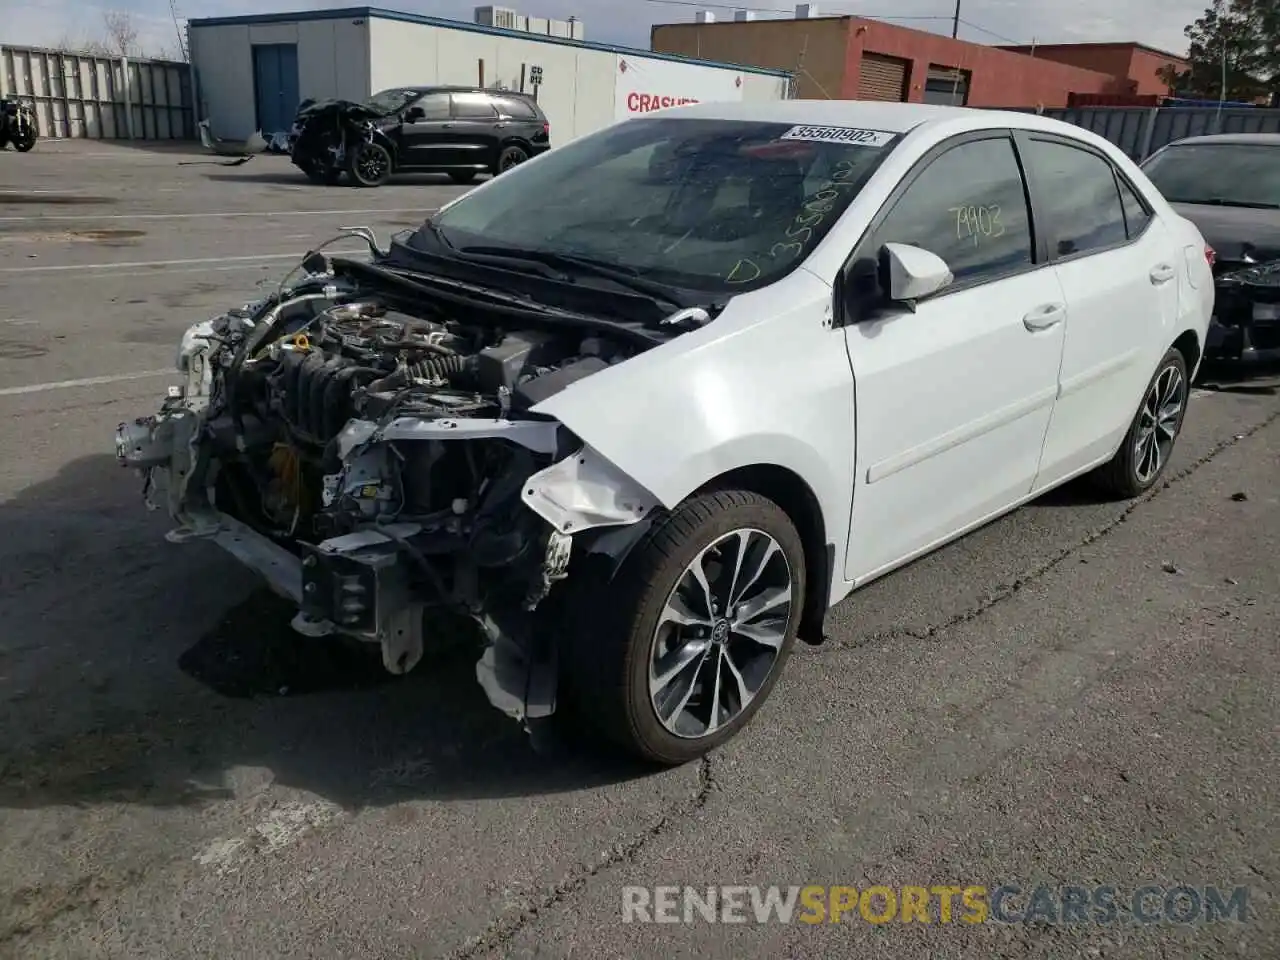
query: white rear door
[{"left": 1017, "top": 134, "right": 1180, "bottom": 489}]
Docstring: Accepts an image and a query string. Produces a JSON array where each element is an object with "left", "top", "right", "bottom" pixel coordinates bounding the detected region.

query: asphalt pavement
[{"left": 0, "top": 140, "right": 1276, "bottom": 960}]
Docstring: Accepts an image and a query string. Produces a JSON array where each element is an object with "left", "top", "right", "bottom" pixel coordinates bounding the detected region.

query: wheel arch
[
  {"left": 697, "top": 463, "right": 833, "bottom": 646},
  {"left": 1171, "top": 328, "right": 1202, "bottom": 381},
  {"left": 499, "top": 135, "right": 534, "bottom": 153},
  {"left": 368, "top": 127, "right": 401, "bottom": 169}
]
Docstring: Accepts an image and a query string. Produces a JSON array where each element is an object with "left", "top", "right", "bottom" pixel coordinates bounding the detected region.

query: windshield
[
  {"left": 415, "top": 117, "right": 899, "bottom": 293},
  {"left": 1142, "top": 143, "right": 1280, "bottom": 208},
  {"left": 364, "top": 88, "right": 419, "bottom": 115}
]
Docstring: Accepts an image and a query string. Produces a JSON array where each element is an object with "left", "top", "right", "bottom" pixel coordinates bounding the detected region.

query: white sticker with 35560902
[{"left": 779, "top": 125, "right": 896, "bottom": 147}]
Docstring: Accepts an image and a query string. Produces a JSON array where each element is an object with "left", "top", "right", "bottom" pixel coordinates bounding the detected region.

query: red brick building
[
  {"left": 650, "top": 12, "right": 1187, "bottom": 108},
  {"left": 997, "top": 42, "right": 1188, "bottom": 97}
]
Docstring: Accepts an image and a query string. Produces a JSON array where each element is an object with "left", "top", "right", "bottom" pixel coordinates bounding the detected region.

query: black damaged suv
[{"left": 288, "top": 85, "right": 552, "bottom": 187}]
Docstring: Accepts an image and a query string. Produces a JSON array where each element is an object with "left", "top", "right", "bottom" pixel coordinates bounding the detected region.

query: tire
[
  {"left": 346, "top": 141, "right": 392, "bottom": 187},
  {"left": 1091, "top": 346, "right": 1189, "bottom": 498},
  {"left": 12, "top": 131, "right": 35, "bottom": 152},
  {"left": 448, "top": 170, "right": 478, "bottom": 184},
  {"left": 495, "top": 143, "right": 529, "bottom": 174},
  {"left": 302, "top": 162, "right": 342, "bottom": 185},
  {"left": 559, "top": 489, "right": 806, "bottom": 766}
]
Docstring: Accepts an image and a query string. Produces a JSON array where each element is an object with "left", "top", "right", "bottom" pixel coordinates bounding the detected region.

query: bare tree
[
  {"left": 52, "top": 32, "right": 111, "bottom": 56},
  {"left": 50, "top": 9, "right": 184, "bottom": 60},
  {"left": 102, "top": 10, "right": 140, "bottom": 57}
]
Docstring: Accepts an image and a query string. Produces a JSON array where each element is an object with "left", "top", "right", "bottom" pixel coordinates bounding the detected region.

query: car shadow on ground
[
  {"left": 0, "top": 454, "right": 656, "bottom": 813},
  {"left": 202, "top": 170, "right": 484, "bottom": 188},
  {"left": 1196, "top": 358, "right": 1280, "bottom": 395}
]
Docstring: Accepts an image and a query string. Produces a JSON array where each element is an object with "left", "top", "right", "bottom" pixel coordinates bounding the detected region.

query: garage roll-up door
[
  {"left": 858, "top": 53, "right": 908, "bottom": 102},
  {"left": 923, "top": 66, "right": 969, "bottom": 106}
]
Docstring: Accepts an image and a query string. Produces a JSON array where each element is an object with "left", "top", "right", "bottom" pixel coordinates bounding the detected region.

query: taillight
[
  {"left": 1204, "top": 243, "right": 1216, "bottom": 267},
  {"left": 543, "top": 122, "right": 550, "bottom": 136}
]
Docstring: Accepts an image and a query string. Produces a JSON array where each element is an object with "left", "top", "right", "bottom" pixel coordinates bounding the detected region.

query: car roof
[
  {"left": 1161, "top": 132, "right": 1280, "bottom": 147},
  {"left": 645, "top": 99, "right": 1124, "bottom": 150},
  {"left": 387, "top": 85, "right": 538, "bottom": 99}
]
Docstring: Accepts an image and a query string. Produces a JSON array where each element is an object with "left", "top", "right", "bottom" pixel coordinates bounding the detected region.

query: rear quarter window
[{"left": 495, "top": 97, "right": 539, "bottom": 120}]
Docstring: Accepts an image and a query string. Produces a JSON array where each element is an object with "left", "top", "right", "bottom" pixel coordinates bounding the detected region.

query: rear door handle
[
  {"left": 1150, "top": 263, "right": 1176, "bottom": 284},
  {"left": 1023, "top": 303, "right": 1065, "bottom": 332}
]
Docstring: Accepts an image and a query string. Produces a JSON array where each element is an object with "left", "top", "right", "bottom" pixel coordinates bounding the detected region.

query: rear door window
[
  {"left": 1023, "top": 139, "right": 1128, "bottom": 257},
  {"left": 451, "top": 93, "right": 499, "bottom": 120},
  {"left": 495, "top": 96, "right": 538, "bottom": 120}
]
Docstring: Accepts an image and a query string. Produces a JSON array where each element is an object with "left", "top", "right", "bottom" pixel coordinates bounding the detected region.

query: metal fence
[
  {"left": 1019, "top": 104, "right": 1280, "bottom": 162},
  {"left": 0, "top": 43, "right": 194, "bottom": 140}
]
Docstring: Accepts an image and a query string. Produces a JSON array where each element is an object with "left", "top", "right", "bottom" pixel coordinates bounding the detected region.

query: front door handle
[
  {"left": 1023, "top": 303, "right": 1065, "bottom": 332},
  {"left": 1150, "top": 263, "right": 1176, "bottom": 284}
]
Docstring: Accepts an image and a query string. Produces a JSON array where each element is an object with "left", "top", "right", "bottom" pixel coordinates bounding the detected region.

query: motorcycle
[{"left": 0, "top": 98, "right": 38, "bottom": 152}]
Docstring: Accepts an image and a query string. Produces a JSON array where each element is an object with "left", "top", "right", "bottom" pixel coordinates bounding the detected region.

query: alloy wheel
[
  {"left": 1133, "top": 363, "right": 1185, "bottom": 484},
  {"left": 648, "top": 527, "right": 794, "bottom": 739},
  {"left": 356, "top": 145, "right": 388, "bottom": 182},
  {"left": 499, "top": 150, "right": 525, "bottom": 172}
]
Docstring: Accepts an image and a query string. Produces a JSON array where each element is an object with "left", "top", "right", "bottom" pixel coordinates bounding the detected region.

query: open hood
[{"left": 294, "top": 98, "right": 389, "bottom": 124}]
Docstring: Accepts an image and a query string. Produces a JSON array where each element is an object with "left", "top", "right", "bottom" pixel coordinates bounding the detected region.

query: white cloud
[{"left": 2, "top": 0, "right": 1206, "bottom": 58}]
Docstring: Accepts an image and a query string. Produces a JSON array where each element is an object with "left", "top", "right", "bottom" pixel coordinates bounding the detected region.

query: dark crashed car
[
  {"left": 1141, "top": 133, "right": 1280, "bottom": 363},
  {"left": 288, "top": 85, "right": 551, "bottom": 188}
]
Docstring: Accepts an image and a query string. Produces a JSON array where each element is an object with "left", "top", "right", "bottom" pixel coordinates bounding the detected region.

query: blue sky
[{"left": 7, "top": 0, "right": 1205, "bottom": 60}]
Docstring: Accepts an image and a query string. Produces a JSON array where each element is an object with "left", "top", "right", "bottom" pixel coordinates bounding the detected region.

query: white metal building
[{"left": 187, "top": 5, "right": 792, "bottom": 142}]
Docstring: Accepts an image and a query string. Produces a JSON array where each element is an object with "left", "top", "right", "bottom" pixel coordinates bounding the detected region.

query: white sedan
[{"left": 116, "top": 100, "right": 1213, "bottom": 766}]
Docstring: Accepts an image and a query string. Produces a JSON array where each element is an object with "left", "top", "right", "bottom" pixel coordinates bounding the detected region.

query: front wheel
[
  {"left": 301, "top": 161, "right": 342, "bottom": 185},
  {"left": 1091, "top": 346, "right": 1189, "bottom": 498},
  {"left": 11, "top": 128, "right": 36, "bottom": 152},
  {"left": 560, "top": 489, "right": 805, "bottom": 766},
  {"left": 346, "top": 141, "right": 392, "bottom": 187}
]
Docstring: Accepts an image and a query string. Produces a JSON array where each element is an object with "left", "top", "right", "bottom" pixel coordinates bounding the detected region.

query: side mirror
[
  {"left": 403, "top": 106, "right": 425, "bottom": 123},
  {"left": 879, "top": 242, "right": 953, "bottom": 305}
]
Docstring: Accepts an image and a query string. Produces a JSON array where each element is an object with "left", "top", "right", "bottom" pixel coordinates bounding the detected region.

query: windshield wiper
[
  {"left": 1168, "top": 197, "right": 1280, "bottom": 209},
  {"left": 454, "top": 244, "right": 683, "bottom": 307}
]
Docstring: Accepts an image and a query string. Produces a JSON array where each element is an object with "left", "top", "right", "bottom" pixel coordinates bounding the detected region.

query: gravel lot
[{"left": 0, "top": 140, "right": 1276, "bottom": 960}]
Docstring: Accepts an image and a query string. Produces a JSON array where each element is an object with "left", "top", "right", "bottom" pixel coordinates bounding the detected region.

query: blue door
[{"left": 252, "top": 43, "right": 299, "bottom": 135}]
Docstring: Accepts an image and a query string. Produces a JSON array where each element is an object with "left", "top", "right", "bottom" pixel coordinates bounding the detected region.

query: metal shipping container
[
  {"left": 0, "top": 44, "right": 193, "bottom": 140},
  {"left": 1020, "top": 104, "right": 1280, "bottom": 161}
]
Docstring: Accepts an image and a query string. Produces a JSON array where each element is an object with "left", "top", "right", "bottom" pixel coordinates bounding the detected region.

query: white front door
[
  {"left": 1019, "top": 135, "right": 1181, "bottom": 488},
  {"left": 839, "top": 133, "right": 1067, "bottom": 583}
]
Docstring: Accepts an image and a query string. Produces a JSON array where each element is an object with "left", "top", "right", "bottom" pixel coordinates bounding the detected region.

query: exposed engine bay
[{"left": 115, "top": 249, "right": 666, "bottom": 728}]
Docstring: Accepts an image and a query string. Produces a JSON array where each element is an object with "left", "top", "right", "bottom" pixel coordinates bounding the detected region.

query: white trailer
[{"left": 187, "top": 5, "right": 792, "bottom": 142}]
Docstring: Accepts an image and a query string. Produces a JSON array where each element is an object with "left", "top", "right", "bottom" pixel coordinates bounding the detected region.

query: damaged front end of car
[
  {"left": 114, "top": 241, "right": 664, "bottom": 731},
  {"left": 1212, "top": 257, "right": 1280, "bottom": 361},
  {"left": 288, "top": 99, "right": 389, "bottom": 183}
]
